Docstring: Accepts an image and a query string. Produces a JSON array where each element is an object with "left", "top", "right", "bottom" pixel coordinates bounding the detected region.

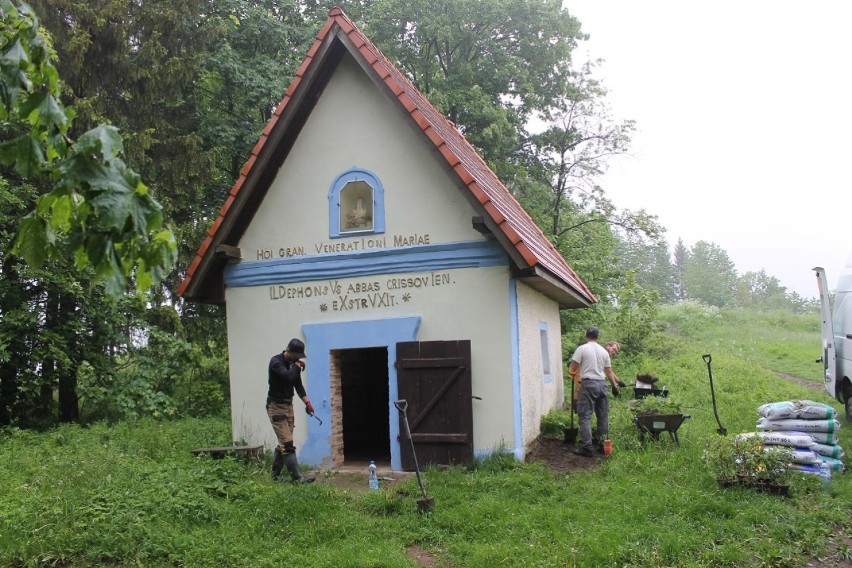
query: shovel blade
[
  {"left": 417, "top": 497, "right": 435, "bottom": 514},
  {"left": 564, "top": 427, "right": 579, "bottom": 445}
]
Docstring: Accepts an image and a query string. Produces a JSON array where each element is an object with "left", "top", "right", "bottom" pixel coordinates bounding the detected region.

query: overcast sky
[{"left": 562, "top": 1, "right": 852, "bottom": 298}]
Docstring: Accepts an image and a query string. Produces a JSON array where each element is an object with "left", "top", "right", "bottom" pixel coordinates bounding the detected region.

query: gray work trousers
[{"left": 578, "top": 379, "right": 609, "bottom": 449}]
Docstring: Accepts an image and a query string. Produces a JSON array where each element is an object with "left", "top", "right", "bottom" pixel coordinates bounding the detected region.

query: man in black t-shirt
[{"left": 267, "top": 338, "right": 315, "bottom": 483}]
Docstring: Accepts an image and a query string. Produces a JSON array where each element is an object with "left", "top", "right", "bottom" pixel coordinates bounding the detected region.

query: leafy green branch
[{"left": 0, "top": 1, "right": 176, "bottom": 296}]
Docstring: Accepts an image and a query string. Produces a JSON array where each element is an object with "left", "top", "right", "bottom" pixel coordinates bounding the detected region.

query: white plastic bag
[
  {"left": 742, "top": 431, "right": 815, "bottom": 447},
  {"left": 807, "top": 431, "right": 840, "bottom": 445},
  {"left": 757, "top": 400, "right": 835, "bottom": 420},
  {"left": 788, "top": 447, "right": 820, "bottom": 464},
  {"left": 757, "top": 417, "right": 841, "bottom": 433},
  {"left": 811, "top": 442, "right": 845, "bottom": 459}
]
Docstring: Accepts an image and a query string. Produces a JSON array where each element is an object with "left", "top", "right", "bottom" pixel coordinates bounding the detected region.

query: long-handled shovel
[
  {"left": 702, "top": 354, "right": 727, "bottom": 436},
  {"left": 565, "top": 377, "right": 579, "bottom": 444},
  {"left": 394, "top": 399, "right": 434, "bottom": 513}
]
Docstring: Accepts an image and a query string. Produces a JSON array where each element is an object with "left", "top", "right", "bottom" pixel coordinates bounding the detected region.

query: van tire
[{"left": 846, "top": 397, "right": 852, "bottom": 423}]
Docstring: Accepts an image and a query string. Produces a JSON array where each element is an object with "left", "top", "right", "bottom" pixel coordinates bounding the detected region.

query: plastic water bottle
[
  {"left": 819, "top": 460, "right": 832, "bottom": 492},
  {"left": 368, "top": 460, "right": 379, "bottom": 491}
]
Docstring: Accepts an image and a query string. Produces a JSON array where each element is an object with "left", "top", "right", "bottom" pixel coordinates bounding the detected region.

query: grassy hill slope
[{"left": 0, "top": 304, "right": 849, "bottom": 567}]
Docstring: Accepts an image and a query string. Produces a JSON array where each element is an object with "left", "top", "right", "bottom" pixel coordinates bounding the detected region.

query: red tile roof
[{"left": 178, "top": 7, "right": 596, "bottom": 307}]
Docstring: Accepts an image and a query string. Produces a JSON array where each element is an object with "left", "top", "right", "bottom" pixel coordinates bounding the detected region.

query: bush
[
  {"left": 701, "top": 433, "right": 794, "bottom": 486},
  {"left": 540, "top": 409, "right": 570, "bottom": 437},
  {"left": 630, "top": 394, "right": 682, "bottom": 416}
]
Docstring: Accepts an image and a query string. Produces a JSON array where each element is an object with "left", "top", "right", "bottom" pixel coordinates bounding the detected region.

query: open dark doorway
[{"left": 341, "top": 347, "right": 390, "bottom": 463}]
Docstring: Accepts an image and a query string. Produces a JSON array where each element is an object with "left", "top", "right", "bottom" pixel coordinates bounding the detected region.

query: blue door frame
[{"left": 299, "top": 316, "right": 421, "bottom": 471}]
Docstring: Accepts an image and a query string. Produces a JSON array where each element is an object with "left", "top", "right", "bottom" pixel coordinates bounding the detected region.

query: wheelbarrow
[{"left": 633, "top": 413, "right": 691, "bottom": 446}]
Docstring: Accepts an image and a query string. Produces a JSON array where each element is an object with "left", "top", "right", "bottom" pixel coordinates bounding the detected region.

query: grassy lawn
[{"left": 0, "top": 305, "right": 849, "bottom": 567}]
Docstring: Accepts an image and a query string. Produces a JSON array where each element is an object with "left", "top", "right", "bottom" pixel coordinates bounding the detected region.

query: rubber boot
[
  {"left": 282, "top": 452, "right": 315, "bottom": 484},
  {"left": 271, "top": 448, "right": 284, "bottom": 480}
]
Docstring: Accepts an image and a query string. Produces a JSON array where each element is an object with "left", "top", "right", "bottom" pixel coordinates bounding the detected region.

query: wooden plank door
[{"left": 395, "top": 340, "right": 473, "bottom": 470}]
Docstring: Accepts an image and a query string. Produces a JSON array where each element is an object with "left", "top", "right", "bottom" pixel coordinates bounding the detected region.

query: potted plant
[
  {"left": 703, "top": 434, "right": 793, "bottom": 496},
  {"left": 748, "top": 443, "right": 793, "bottom": 496},
  {"left": 701, "top": 435, "right": 738, "bottom": 486}
]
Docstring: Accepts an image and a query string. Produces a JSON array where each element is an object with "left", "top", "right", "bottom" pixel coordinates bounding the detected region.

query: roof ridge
[{"left": 178, "top": 7, "right": 596, "bottom": 305}]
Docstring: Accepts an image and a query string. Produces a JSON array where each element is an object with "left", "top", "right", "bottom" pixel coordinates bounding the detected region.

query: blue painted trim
[
  {"left": 328, "top": 167, "right": 386, "bottom": 238},
  {"left": 298, "top": 316, "right": 422, "bottom": 471},
  {"left": 509, "top": 279, "right": 524, "bottom": 460},
  {"left": 539, "top": 321, "right": 552, "bottom": 384},
  {"left": 225, "top": 240, "right": 507, "bottom": 288}
]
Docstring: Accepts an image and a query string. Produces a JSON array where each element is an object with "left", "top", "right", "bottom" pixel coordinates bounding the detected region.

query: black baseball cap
[
  {"left": 286, "top": 338, "right": 306, "bottom": 359},
  {"left": 585, "top": 327, "right": 599, "bottom": 340}
]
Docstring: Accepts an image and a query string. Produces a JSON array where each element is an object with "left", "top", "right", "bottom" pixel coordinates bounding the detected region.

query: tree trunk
[
  {"left": 58, "top": 293, "right": 80, "bottom": 423},
  {"left": 0, "top": 257, "right": 19, "bottom": 425},
  {"left": 0, "top": 361, "right": 17, "bottom": 426}
]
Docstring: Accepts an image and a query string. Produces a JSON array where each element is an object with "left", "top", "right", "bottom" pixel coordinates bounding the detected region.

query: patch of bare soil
[
  {"left": 774, "top": 371, "right": 826, "bottom": 393},
  {"left": 524, "top": 436, "right": 605, "bottom": 473},
  {"left": 406, "top": 545, "right": 442, "bottom": 567},
  {"left": 802, "top": 532, "right": 852, "bottom": 568}
]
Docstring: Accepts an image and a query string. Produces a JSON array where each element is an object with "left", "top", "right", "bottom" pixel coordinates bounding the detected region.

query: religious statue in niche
[{"left": 341, "top": 181, "right": 373, "bottom": 231}]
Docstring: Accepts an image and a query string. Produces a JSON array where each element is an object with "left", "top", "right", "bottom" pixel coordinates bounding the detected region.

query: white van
[{"left": 814, "top": 258, "right": 852, "bottom": 422}]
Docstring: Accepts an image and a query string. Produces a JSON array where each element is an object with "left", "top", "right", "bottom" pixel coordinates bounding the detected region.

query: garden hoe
[
  {"left": 305, "top": 407, "right": 322, "bottom": 426},
  {"left": 394, "top": 399, "right": 435, "bottom": 513},
  {"left": 702, "top": 354, "right": 727, "bottom": 436}
]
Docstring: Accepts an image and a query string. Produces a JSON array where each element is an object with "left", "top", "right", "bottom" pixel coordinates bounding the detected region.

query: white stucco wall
[
  {"left": 515, "top": 281, "right": 565, "bottom": 446},
  {"left": 238, "top": 54, "right": 482, "bottom": 259},
  {"left": 225, "top": 265, "right": 515, "bottom": 456},
  {"left": 218, "top": 51, "right": 568, "bottom": 467}
]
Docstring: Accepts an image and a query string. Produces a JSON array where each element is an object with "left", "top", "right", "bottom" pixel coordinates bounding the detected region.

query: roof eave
[
  {"left": 518, "top": 266, "right": 598, "bottom": 309},
  {"left": 179, "top": 32, "right": 346, "bottom": 303}
]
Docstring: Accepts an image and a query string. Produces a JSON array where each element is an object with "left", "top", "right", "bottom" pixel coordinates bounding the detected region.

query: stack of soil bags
[{"left": 756, "top": 400, "right": 844, "bottom": 474}]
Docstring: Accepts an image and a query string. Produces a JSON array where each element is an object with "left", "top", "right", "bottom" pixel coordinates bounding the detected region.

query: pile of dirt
[{"left": 524, "top": 436, "right": 604, "bottom": 473}]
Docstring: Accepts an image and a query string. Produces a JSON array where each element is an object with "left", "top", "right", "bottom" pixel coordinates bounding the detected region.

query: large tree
[
  {"left": 348, "top": 0, "right": 663, "bottom": 299},
  {"left": 736, "top": 269, "right": 797, "bottom": 312},
  {"left": 682, "top": 240, "right": 738, "bottom": 308},
  {"left": 1, "top": 1, "right": 177, "bottom": 295},
  {"left": 351, "top": 0, "right": 583, "bottom": 174},
  {"left": 527, "top": 61, "right": 636, "bottom": 238},
  {"left": 2, "top": 0, "right": 680, "bottom": 425},
  {"left": 618, "top": 237, "right": 677, "bottom": 304},
  {"left": 523, "top": 59, "right": 664, "bottom": 299},
  {"left": 672, "top": 237, "right": 688, "bottom": 301},
  {"left": 0, "top": 1, "right": 182, "bottom": 425}
]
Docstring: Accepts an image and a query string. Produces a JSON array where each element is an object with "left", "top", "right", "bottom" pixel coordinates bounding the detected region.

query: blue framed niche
[{"left": 328, "top": 167, "right": 386, "bottom": 238}]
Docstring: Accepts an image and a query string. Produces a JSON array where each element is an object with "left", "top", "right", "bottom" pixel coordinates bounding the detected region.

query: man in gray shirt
[{"left": 568, "top": 327, "right": 623, "bottom": 457}]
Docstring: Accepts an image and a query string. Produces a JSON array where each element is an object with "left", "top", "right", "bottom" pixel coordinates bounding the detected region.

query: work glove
[
  {"left": 611, "top": 385, "right": 620, "bottom": 398},
  {"left": 305, "top": 401, "right": 315, "bottom": 415},
  {"left": 294, "top": 360, "right": 306, "bottom": 371},
  {"left": 617, "top": 379, "right": 627, "bottom": 388}
]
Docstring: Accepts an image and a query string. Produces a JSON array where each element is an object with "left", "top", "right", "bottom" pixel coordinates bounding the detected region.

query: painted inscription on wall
[
  {"left": 255, "top": 233, "right": 431, "bottom": 260},
  {"left": 268, "top": 271, "right": 455, "bottom": 312}
]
